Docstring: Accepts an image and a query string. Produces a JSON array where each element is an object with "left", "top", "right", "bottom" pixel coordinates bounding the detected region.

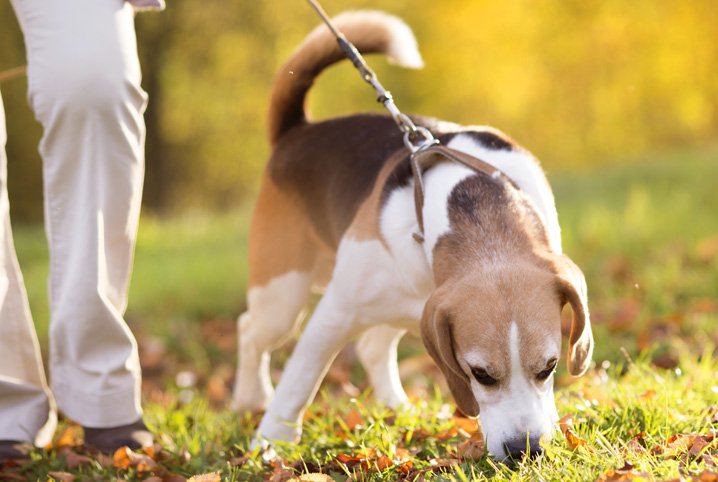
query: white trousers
[{"left": 1, "top": 0, "right": 147, "bottom": 444}]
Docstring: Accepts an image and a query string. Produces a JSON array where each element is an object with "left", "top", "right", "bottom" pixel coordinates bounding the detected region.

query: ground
[{"left": 2, "top": 145, "right": 717, "bottom": 481}]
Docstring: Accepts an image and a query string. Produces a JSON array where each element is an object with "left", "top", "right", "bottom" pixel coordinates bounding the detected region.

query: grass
[{"left": 5, "top": 145, "right": 718, "bottom": 481}]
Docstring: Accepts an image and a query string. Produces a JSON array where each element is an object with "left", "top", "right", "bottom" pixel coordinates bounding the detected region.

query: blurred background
[{"left": 1, "top": 0, "right": 716, "bottom": 400}]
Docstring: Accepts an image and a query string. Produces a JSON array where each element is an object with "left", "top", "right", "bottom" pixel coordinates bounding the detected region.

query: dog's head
[{"left": 421, "top": 255, "right": 592, "bottom": 460}]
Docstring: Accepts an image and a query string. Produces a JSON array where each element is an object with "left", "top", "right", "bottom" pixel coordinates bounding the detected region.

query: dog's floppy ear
[
  {"left": 554, "top": 256, "right": 593, "bottom": 376},
  {"left": 420, "top": 293, "right": 479, "bottom": 417}
]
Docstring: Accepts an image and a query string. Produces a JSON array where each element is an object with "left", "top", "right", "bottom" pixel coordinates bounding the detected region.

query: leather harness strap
[{"left": 410, "top": 144, "right": 517, "bottom": 243}]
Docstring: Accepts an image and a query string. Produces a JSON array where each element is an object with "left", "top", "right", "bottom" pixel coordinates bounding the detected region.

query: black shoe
[
  {"left": 0, "top": 440, "right": 28, "bottom": 462},
  {"left": 83, "top": 419, "right": 153, "bottom": 453}
]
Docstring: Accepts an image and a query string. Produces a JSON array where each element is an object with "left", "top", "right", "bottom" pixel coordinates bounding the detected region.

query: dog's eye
[
  {"left": 536, "top": 358, "right": 558, "bottom": 381},
  {"left": 471, "top": 367, "right": 498, "bottom": 386}
]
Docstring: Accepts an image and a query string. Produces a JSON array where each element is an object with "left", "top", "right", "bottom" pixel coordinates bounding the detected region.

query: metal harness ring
[{"left": 403, "top": 126, "right": 439, "bottom": 153}]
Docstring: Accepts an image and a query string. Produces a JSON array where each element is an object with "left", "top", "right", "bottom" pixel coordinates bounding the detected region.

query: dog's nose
[{"left": 503, "top": 436, "right": 543, "bottom": 460}]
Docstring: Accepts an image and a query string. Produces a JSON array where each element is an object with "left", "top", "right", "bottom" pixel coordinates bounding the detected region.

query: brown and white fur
[{"left": 231, "top": 11, "right": 593, "bottom": 460}]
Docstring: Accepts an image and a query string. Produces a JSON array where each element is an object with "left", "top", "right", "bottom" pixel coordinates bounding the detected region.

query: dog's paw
[{"left": 249, "top": 437, "right": 280, "bottom": 463}]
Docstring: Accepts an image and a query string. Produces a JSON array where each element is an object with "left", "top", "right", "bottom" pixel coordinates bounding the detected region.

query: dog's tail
[{"left": 268, "top": 10, "right": 423, "bottom": 145}]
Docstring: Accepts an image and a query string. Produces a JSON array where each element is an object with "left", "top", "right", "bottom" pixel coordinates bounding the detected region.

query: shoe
[
  {"left": 83, "top": 419, "right": 153, "bottom": 453},
  {"left": 0, "top": 440, "right": 28, "bottom": 462}
]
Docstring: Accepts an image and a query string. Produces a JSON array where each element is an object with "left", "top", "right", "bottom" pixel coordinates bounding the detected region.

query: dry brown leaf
[
  {"left": 596, "top": 461, "right": 650, "bottom": 481},
  {"left": 624, "top": 432, "right": 648, "bottom": 454},
  {"left": 112, "top": 446, "right": 158, "bottom": 472},
  {"left": 344, "top": 409, "right": 364, "bottom": 430},
  {"left": 0, "top": 472, "right": 27, "bottom": 481},
  {"left": 456, "top": 432, "right": 486, "bottom": 460},
  {"left": 269, "top": 468, "right": 297, "bottom": 482},
  {"left": 51, "top": 424, "right": 83, "bottom": 449},
  {"left": 113, "top": 446, "right": 133, "bottom": 469},
  {"left": 164, "top": 475, "right": 188, "bottom": 482},
  {"left": 452, "top": 416, "right": 480, "bottom": 434},
  {"left": 47, "top": 471, "right": 76, "bottom": 482},
  {"left": 96, "top": 452, "right": 114, "bottom": 469},
  {"left": 188, "top": 472, "right": 221, "bottom": 482},
  {"left": 690, "top": 437, "right": 710, "bottom": 457},
  {"left": 558, "top": 414, "right": 574, "bottom": 433},
  {"left": 558, "top": 413, "right": 591, "bottom": 451},
  {"left": 651, "top": 352, "right": 679, "bottom": 370},
  {"left": 638, "top": 389, "right": 656, "bottom": 400},
  {"left": 565, "top": 427, "right": 589, "bottom": 450},
  {"left": 653, "top": 433, "right": 698, "bottom": 457},
  {"left": 697, "top": 470, "right": 718, "bottom": 482},
  {"left": 428, "top": 458, "right": 460, "bottom": 473},
  {"left": 374, "top": 455, "right": 394, "bottom": 471},
  {"left": 435, "top": 427, "right": 459, "bottom": 441},
  {"left": 63, "top": 450, "right": 93, "bottom": 470},
  {"left": 288, "top": 475, "right": 334, "bottom": 482}
]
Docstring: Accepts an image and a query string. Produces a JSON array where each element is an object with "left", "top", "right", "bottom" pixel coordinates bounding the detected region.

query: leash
[
  {"left": 0, "top": 65, "right": 27, "bottom": 83},
  {"left": 306, "top": 0, "right": 514, "bottom": 243},
  {"left": 306, "top": 0, "right": 437, "bottom": 155}
]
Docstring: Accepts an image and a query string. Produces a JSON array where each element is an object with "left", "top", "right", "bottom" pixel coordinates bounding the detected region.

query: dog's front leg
[{"left": 255, "top": 286, "right": 356, "bottom": 443}]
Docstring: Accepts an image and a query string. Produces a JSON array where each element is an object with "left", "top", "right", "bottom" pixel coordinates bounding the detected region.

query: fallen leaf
[
  {"left": 564, "top": 428, "right": 589, "bottom": 450},
  {"left": 697, "top": 470, "right": 718, "bottom": 482},
  {"left": 434, "top": 427, "right": 459, "bottom": 441},
  {"left": 651, "top": 352, "right": 679, "bottom": 370},
  {"left": 269, "top": 468, "right": 297, "bottom": 482},
  {"left": 289, "top": 475, "right": 334, "bottom": 482},
  {"left": 96, "top": 452, "right": 113, "bottom": 469},
  {"left": 652, "top": 433, "right": 698, "bottom": 457},
  {"left": 624, "top": 432, "right": 648, "bottom": 454},
  {"left": 47, "top": 472, "right": 76, "bottom": 482},
  {"left": 113, "top": 446, "right": 133, "bottom": 470},
  {"left": 456, "top": 432, "right": 486, "bottom": 460},
  {"left": 112, "top": 446, "right": 158, "bottom": 472},
  {"left": 344, "top": 409, "right": 364, "bottom": 430},
  {"left": 188, "top": 472, "right": 221, "bottom": 482},
  {"left": 164, "top": 476, "right": 188, "bottom": 482},
  {"left": 638, "top": 390, "right": 656, "bottom": 400},
  {"left": 690, "top": 437, "right": 710, "bottom": 457},
  {"left": 596, "top": 461, "right": 650, "bottom": 481},
  {"left": 558, "top": 414, "right": 590, "bottom": 450},
  {"left": 558, "top": 414, "right": 574, "bottom": 434},
  {"left": 0, "top": 472, "right": 27, "bottom": 481},
  {"left": 452, "top": 416, "right": 480, "bottom": 434},
  {"left": 428, "top": 458, "right": 460, "bottom": 473},
  {"left": 51, "top": 424, "right": 83, "bottom": 449},
  {"left": 63, "top": 450, "right": 93, "bottom": 470}
]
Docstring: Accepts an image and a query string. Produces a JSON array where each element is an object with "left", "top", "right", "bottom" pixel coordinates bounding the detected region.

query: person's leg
[
  {"left": 10, "top": 0, "right": 150, "bottom": 447},
  {"left": 0, "top": 90, "right": 57, "bottom": 458}
]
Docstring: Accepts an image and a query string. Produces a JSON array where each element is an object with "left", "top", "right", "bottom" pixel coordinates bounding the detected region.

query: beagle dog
[{"left": 231, "top": 11, "right": 593, "bottom": 460}]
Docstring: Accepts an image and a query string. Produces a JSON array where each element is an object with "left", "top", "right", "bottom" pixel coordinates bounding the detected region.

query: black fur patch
[{"left": 467, "top": 131, "right": 515, "bottom": 151}]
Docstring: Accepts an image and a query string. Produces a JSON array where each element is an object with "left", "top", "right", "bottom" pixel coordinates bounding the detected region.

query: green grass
[
  {"left": 8, "top": 347, "right": 718, "bottom": 481},
  {"left": 5, "top": 145, "right": 718, "bottom": 481}
]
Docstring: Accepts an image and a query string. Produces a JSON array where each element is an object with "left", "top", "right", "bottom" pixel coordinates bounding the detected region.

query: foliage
[
  {"left": 2, "top": 347, "right": 717, "bottom": 481},
  {"left": 1, "top": 0, "right": 717, "bottom": 220},
  {"left": 5, "top": 144, "right": 717, "bottom": 482}
]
